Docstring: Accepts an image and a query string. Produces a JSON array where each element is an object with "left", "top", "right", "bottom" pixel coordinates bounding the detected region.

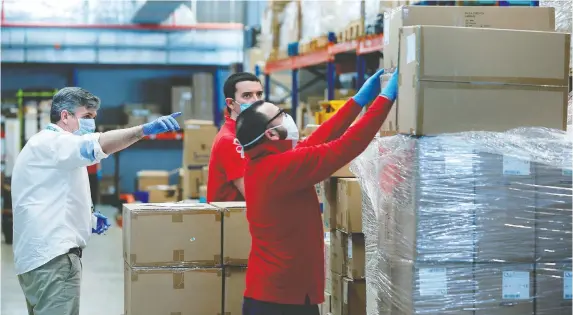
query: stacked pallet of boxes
[
  {"left": 348, "top": 5, "right": 572, "bottom": 315},
  {"left": 260, "top": 0, "right": 292, "bottom": 61},
  {"left": 319, "top": 161, "right": 367, "bottom": 315},
  {"left": 123, "top": 201, "right": 251, "bottom": 315},
  {"left": 181, "top": 120, "right": 217, "bottom": 200}
]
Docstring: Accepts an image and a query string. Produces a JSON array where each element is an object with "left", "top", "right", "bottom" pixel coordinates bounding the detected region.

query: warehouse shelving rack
[{"left": 262, "top": 0, "right": 541, "bottom": 124}]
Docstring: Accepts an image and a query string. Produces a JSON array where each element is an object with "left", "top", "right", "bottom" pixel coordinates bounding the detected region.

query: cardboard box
[
  {"left": 183, "top": 119, "right": 218, "bottom": 166},
  {"left": 535, "top": 167, "right": 573, "bottom": 262},
  {"left": 136, "top": 170, "right": 169, "bottom": 191},
  {"left": 337, "top": 178, "right": 362, "bottom": 233},
  {"left": 124, "top": 264, "right": 223, "bottom": 315},
  {"left": 345, "top": 233, "right": 365, "bottom": 280},
  {"left": 397, "top": 26, "right": 569, "bottom": 136},
  {"left": 321, "top": 292, "right": 332, "bottom": 315},
  {"left": 330, "top": 230, "right": 346, "bottom": 276},
  {"left": 202, "top": 166, "right": 209, "bottom": 186},
  {"left": 384, "top": 6, "right": 556, "bottom": 69},
  {"left": 342, "top": 278, "right": 366, "bottom": 315},
  {"left": 223, "top": 267, "right": 247, "bottom": 315},
  {"left": 147, "top": 185, "right": 178, "bottom": 203},
  {"left": 390, "top": 261, "right": 475, "bottom": 315},
  {"left": 332, "top": 164, "right": 354, "bottom": 178},
  {"left": 474, "top": 263, "right": 534, "bottom": 315},
  {"left": 535, "top": 262, "right": 572, "bottom": 315},
  {"left": 379, "top": 73, "right": 397, "bottom": 132},
  {"left": 123, "top": 203, "right": 222, "bottom": 267},
  {"left": 322, "top": 179, "right": 338, "bottom": 231},
  {"left": 210, "top": 202, "right": 251, "bottom": 266},
  {"left": 331, "top": 273, "right": 343, "bottom": 315},
  {"left": 182, "top": 167, "right": 204, "bottom": 199}
]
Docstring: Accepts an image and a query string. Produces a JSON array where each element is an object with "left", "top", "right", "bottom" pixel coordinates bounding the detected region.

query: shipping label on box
[
  {"left": 123, "top": 203, "right": 222, "bottom": 267},
  {"left": 210, "top": 202, "right": 251, "bottom": 266},
  {"left": 345, "top": 234, "right": 366, "bottom": 280},
  {"left": 124, "top": 263, "right": 223, "bottom": 315},
  {"left": 384, "top": 5, "right": 556, "bottom": 69}
]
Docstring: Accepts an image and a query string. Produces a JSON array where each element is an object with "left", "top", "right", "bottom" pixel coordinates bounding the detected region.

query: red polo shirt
[
  {"left": 242, "top": 96, "right": 394, "bottom": 305},
  {"left": 207, "top": 117, "right": 246, "bottom": 202}
]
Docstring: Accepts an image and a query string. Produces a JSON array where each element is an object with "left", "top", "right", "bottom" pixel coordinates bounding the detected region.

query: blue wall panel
[{"left": 1, "top": 63, "right": 219, "bottom": 194}]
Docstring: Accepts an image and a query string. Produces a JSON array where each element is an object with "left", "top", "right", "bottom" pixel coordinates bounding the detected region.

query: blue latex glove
[
  {"left": 92, "top": 212, "right": 111, "bottom": 235},
  {"left": 380, "top": 68, "right": 399, "bottom": 102},
  {"left": 143, "top": 112, "right": 182, "bottom": 136},
  {"left": 352, "top": 68, "right": 386, "bottom": 107}
]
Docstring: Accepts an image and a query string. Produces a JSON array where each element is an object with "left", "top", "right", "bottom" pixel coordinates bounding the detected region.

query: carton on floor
[
  {"left": 123, "top": 203, "right": 222, "bottom": 267},
  {"left": 124, "top": 264, "right": 223, "bottom": 315},
  {"left": 384, "top": 5, "right": 556, "bottom": 69},
  {"left": 397, "top": 26, "right": 570, "bottom": 136},
  {"left": 210, "top": 202, "right": 251, "bottom": 266}
]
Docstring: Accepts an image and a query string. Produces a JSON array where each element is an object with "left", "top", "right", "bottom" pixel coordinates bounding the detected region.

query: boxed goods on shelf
[
  {"left": 396, "top": 26, "right": 570, "bottom": 135},
  {"left": 181, "top": 166, "right": 204, "bottom": 199},
  {"left": 136, "top": 170, "right": 169, "bottom": 191},
  {"left": 299, "top": 0, "right": 338, "bottom": 45},
  {"left": 383, "top": 6, "right": 556, "bottom": 69},
  {"left": 182, "top": 119, "right": 217, "bottom": 166},
  {"left": 334, "top": 0, "right": 364, "bottom": 40},
  {"left": 351, "top": 127, "right": 572, "bottom": 315},
  {"left": 146, "top": 185, "right": 178, "bottom": 203},
  {"left": 278, "top": 1, "right": 301, "bottom": 52}
]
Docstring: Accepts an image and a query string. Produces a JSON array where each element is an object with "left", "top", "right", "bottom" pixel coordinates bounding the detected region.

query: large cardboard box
[
  {"left": 330, "top": 230, "right": 346, "bottom": 276},
  {"left": 379, "top": 73, "right": 397, "bottom": 132},
  {"left": 390, "top": 261, "right": 475, "bottom": 315},
  {"left": 123, "top": 203, "right": 222, "bottom": 267},
  {"left": 397, "top": 26, "right": 570, "bottom": 136},
  {"left": 210, "top": 202, "right": 251, "bottom": 266},
  {"left": 342, "top": 278, "right": 366, "bottom": 315},
  {"left": 474, "top": 263, "right": 534, "bottom": 315},
  {"left": 337, "top": 178, "right": 362, "bottom": 233},
  {"left": 345, "top": 233, "right": 365, "bottom": 280},
  {"left": 223, "top": 267, "right": 247, "bottom": 315},
  {"left": 383, "top": 6, "right": 556, "bottom": 69},
  {"left": 136, "top": 170, "right": 169, "bottom": 191},
  {"left": 183, "top": 119, "right": 218, "bottom": 166},
  {"left": 124, "top": 264, "right": 223, "bottom": 315},
  {"left": 535, "top": 262, "right": 573, "bottom": 315}
]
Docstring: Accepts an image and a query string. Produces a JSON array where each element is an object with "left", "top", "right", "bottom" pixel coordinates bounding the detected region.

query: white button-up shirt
[{"left": 11, "top": 124, "right": 109, "bottom": 275}]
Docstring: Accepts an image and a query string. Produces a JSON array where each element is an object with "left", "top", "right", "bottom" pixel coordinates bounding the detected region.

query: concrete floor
[{"left": 1, "top": 206, "right": 124, "bottom": 315}]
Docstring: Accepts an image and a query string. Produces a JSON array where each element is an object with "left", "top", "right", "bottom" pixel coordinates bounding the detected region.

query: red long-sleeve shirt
[{"left": 243, "top": 96, "right": 394, "bottom": 305}]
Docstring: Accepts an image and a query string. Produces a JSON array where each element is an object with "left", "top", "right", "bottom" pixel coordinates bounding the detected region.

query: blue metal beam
[{"left": 132, "top": 1, "right": 186, "bottom": 24}]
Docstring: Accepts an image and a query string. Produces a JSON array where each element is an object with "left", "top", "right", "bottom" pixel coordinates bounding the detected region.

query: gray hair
[{"left": 50, "top": 87, "right": 101, "bottom": 123}]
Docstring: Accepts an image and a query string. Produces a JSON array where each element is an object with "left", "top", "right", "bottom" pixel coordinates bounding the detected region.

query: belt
[{"left": 68, "top": 247, "right": 83, "bottom": 259}]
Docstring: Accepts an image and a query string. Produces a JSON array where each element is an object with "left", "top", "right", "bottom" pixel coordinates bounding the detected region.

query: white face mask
[
  {"left": 73, "top": 118, "right": 96, "bottom": 135},
  {"left": 234, "top": 113, "right": 300, "bottom": 158}
]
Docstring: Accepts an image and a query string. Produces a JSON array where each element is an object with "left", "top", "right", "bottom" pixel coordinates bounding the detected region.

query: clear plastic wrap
[
  {"left": 278, "top": 1, "right": 300, "bottom": 51},
  {"left": 300, "top": 0, "right": 338, "bottom": 43},
  {"left": 334, "top": 0, "right": 363, "bottom": 33},
  {"left": 260, "top": 7, "right": 275, "bottom": 60},
  {"left": 351, "top": 127, "right": 572, "bottom": 315}
]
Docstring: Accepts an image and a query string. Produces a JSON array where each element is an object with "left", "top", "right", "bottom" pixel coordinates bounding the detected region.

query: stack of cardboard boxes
[
  {"left": 355, "top": 5, "right": 572, "bottom": 315},
  {"left": 122, "top": 201, "right": 251, "bottom": 315},
  {"left": 181, "top": 119, "right": 217, "bottom": 200},
  {"left": 320, "top": 166, "right": 367, "bottom": 315},
  {"left": 136, "top": 170, "right": 178, "bottom": 203}
]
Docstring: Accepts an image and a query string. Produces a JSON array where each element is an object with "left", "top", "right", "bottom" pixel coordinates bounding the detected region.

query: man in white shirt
[{"left": 11, "top": 87, "right": 181, "bottom": 315}]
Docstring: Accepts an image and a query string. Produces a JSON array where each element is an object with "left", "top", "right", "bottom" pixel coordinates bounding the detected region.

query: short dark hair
[
  {"left": 236, "top": 100, "right": 269, "bottom": 150},
  {"left": 223, "top": 72, "right": 261, "bottom": 114},
  {"left": 50, "top": 87, "right": 101, "bottom": 123}
]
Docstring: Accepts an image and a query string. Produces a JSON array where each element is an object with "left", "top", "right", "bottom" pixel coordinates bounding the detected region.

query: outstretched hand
[
  {"left": 142, "top": 112, "right": 182, "bottom": 136},
  {"left": 352, "top": 68, "right": 385, "bottom": 107}
]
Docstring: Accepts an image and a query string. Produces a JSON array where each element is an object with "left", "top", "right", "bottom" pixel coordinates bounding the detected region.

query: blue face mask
[
  {"left": 73, "top": 118, "right": 96, "bottom": 135},
  {"left": 240, "top": 103, "right": 251, "bottom": 112}
]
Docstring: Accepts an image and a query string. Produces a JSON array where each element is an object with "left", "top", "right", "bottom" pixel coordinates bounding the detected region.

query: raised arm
[
  {"left": 299, "top": 69, "right": 385, "bottom": 147},
  {"left": 263, "top": 70, "right": 399, "bottom": 193}
]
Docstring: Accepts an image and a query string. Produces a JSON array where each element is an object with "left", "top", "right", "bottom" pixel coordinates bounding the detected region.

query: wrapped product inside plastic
[
  {"left": 260, "top": 7, "right": 275, "bottom": 60},
  {"left": 300, "top": 0, "right": 338, "bottom": 43},
  {"left": 278, "top": 1, "right": 300, "bottom": 51},
  {"left": 334, "top": 0, "right": 363, "bottom": 33},
  {"left": 351, "top": 127, "right": 572, "bottom": 315}
]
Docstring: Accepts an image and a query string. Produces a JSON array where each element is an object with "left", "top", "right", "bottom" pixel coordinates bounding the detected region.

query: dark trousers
[{"left": 242, "top": 296, "right": 319, "bottom": 315}]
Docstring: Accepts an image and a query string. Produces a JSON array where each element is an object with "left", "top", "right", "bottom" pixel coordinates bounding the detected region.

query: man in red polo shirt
[
  {"left": 235, "top": 69, "right": 398, "bottom": 314},
  {"left": 207, "top": 72, "right": 263, "bottom": 202}
]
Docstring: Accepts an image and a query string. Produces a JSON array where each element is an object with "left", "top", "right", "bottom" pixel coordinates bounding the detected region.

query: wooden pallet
[{"left": 337, "top": 20, "right": 365, "bottom": 43}]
